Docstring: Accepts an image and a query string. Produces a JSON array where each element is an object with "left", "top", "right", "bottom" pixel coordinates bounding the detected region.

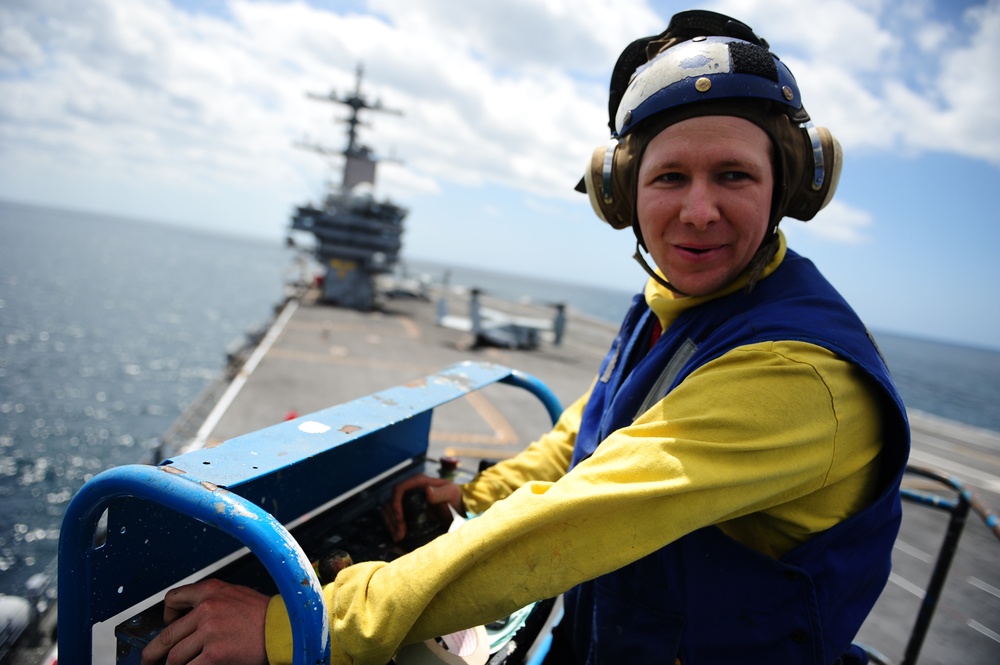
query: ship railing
[{"left": 858, "top": 464, "right": 1000, "bottom": 665}]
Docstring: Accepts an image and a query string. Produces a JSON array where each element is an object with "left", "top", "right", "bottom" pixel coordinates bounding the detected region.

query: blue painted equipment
[{"left": 57, "top": 362, "right": 563, "bottom": 665}]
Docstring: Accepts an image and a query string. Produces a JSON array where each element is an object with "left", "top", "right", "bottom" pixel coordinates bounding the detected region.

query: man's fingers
[
  {"left": 390, "top": 474, "right": 432, "bottom": 520},
  {"left": 389, "top": 474, "right": 435, "bottom": 538},
  {"left": 141, "top": 580, "right": 269, "bottom": 665},
  {"left": 385, "top": 474, "right": 465, "bottom": 542},
  {"left": 141, "top": 610, "right": 199, "bottom": 665},
  {"left": 163, "top": 590, "right": 195, "bottom": 625},
  {"left": 162, "top": 579, "right": 218, "bottom": 623},
  {"left": 426, "top": 483, "right": 457, "bottom": 507}
]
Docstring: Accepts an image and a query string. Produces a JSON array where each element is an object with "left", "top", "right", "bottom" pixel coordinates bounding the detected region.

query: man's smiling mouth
[{"left": 677, "top": 244, "right": 721, "bottom": 255}]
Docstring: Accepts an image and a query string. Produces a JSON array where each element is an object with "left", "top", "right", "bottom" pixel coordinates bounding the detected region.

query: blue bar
[
  {"left": 58, "top": 465, "right": 328, "bottom": 665},
  {"left": 502, "top": 369, "right": 564, "bottom": 425}
]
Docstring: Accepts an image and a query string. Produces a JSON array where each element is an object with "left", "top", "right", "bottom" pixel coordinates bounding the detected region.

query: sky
[{"left": 1, "top": 0, "right": 998, "bottom": 351}]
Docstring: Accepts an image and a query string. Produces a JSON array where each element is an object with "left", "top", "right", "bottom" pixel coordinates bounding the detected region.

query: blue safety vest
[{"left": 563, "top": 250, "right": 909, "bottom": 665}]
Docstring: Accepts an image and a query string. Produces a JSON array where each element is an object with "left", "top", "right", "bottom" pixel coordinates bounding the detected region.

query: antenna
[{"left": 298, "top": 64, "right": 403, "bottom": 192}]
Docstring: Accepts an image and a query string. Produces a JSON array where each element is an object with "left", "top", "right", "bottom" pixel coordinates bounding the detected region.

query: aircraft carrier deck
[{"left": 159, "top": 281, "right": 1000, "bottom": 665}]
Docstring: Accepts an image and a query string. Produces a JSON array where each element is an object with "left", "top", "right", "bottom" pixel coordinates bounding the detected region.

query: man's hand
[
  {"left": 140, "top": 578, "right": 269, "bottom": 665},
  {"left": 383, "top": 473, "right": 464, "bottom": 541}
]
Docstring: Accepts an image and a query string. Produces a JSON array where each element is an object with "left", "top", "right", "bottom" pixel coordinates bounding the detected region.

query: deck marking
[
  {"left": 967, "top": 619, "right": 1000, "bottom": 644},
  {"left": 443, "top": 446, "right": 519, "bottom": 461},
  {"left": 265, "top": 348, "right": 519, "bottom": 446},
  {"left": 464, "top": 391, "right": 519, "bottom": 444},
  {"left": 288, "top": 320, "right": 406, "bottom": 334},
  {"left": 260, "top": 348, "right": 520, "bottom": 447},
  {"left": 968, "top": 576, "right": 1000, "bottom": 600},
  {"left": 268, "top": 347, "right": 431, "bottom": 373},
  {"left": 433, "top": 432, "right": 513, "bottom": 445},
  {"left": 888, "top": 572, "right": 925, "bottom": 599},
  {"left": 912, "top": 429, "right": 1000, "bottom": 468},
  {"left": 909, "top": 413, "right": 1000, "bottom": 454},
  {"left": 907, "top": 448, "right": 1000, "bottom": 493},
  {"left": 185, "top": 300, "right": 298, "bottom": 452},
  {"left": 894, "top": 539, "right": 933, "bottom": 563},
  {"left": 399, "top": 316, "right": 420, "bottom": 339},
  {"left": 430, "top": 392, "right": 519, "bottom": 445}
]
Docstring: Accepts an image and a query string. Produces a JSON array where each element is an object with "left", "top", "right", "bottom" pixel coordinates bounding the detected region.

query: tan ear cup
[
  {"left": 584, "top": 138, "right": 635, "bottom": 229},
  {"left": 584, "top": 142, "right": 612, "bottom": 225},
  {"left": 817, "top": 127, "right": 842, "bottom": 212},
  {"left": 786, "top": 123, "right": 843, "bottom": 221}
]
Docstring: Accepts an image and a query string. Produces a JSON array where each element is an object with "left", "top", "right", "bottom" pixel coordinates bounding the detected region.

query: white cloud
[
  {"left": 914, "top": 21, "right": 950, "bottom": 53},
  {"left": 908, "top": 1, "right": 1000, "bottom": 162},
  {"left": 709, "top": 0, "right": 1000, "bottom": 166},
  {"left": 1, "top": 0, "right": 997, "bottom": 246},
  {"left": 366, "top": 0, "right": 662, "bottom": 74},
  {"left": 711, "top": 0, "right": 896, "bottom": 71},
  {"left": 0, "top": 21, "right": 45, "bottom": 72},
  {"left": 0, "top": 0, "right": 630, "bottom": 216},
  {"left": 796, "top": 199, "right": 874, "bottom": 244}
]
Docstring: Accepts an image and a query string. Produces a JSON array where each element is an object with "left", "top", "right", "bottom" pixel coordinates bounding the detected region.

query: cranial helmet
[{"left": 578, "top": 10, "right": 842, "bottom": 284}]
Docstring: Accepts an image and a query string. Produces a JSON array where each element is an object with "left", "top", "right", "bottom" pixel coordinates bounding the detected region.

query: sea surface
[{"left": 2, "top": 200, "right": 999, "bottom": 597}]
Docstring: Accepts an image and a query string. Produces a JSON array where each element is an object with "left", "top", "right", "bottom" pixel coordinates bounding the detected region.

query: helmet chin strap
[
  {"left": 631, "top": 227, "right": 780, "bottom": 298},
  {"left": 632, "top": 241, "right": 688, "bottom": 296}
]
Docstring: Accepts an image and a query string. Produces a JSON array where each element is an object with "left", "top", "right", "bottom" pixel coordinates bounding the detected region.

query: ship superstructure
[{"left": 290, "top": 65, "right": 406, "bottom": 310}]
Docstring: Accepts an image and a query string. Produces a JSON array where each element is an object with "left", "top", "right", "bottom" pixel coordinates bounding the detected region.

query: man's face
[{"left": 636, "top": 115, "right": 774, "bottom": 297}]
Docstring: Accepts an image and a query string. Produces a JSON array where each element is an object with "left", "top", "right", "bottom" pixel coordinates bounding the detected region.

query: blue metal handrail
[
  {"left": 893, "top": 464, "right": 1000, "bottom": 665},
  {"left": 500, "top": 368, "right": 565, "bottom": 425},
  {"left": 858, "top": 464, "right": 1000, "bottom": 665},
  {"left": 58, "top": 466, "right": 328, "bottom": 665}
]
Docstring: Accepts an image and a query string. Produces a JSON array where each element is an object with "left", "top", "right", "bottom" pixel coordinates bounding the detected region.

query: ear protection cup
[
  {"left": 582, "top": 139, "right": 629, "bottom": 229},
  {"left": 786, "top": 124, "right": 842, "bottom": 220},
  {"left": 581, "top": 32, "right": 842, "bottom": 230}
]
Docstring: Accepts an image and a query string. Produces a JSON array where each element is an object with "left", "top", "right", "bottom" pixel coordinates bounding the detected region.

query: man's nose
[{"left": 679, "top": 179, "right": 719, "bottom": 229}]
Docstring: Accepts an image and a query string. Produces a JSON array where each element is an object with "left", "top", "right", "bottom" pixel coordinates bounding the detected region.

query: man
[{"left": 143, "top": 10, "right": 908, "bottom": 665}]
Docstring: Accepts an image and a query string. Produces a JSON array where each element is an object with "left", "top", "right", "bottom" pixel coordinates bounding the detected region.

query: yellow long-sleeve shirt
[{"left": 265, "top": 234, "right": 884, "bottom": 664}]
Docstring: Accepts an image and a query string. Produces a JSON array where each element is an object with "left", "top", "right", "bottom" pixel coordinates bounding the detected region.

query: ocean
[{"left": 2, "top": 200, "right": 999, "bottom": 597}]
